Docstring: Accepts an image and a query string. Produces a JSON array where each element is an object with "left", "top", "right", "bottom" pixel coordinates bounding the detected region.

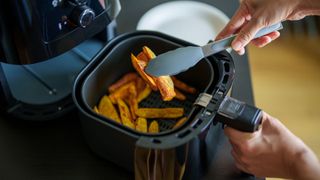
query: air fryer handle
[{"left": 216, "top": 96, "right": 262, "bottom": 132}]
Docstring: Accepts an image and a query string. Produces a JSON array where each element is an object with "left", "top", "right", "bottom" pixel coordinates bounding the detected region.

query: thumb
[{"left": 231, "top": 19, "right": 264, "bottom": 51}]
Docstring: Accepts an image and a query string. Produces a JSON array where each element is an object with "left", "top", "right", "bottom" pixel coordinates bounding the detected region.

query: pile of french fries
[{"left": 93, "top": 46, "right": 197, "bottom": 133}]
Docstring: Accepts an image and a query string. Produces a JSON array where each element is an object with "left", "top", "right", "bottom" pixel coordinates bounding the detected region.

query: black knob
[{"left": 71, "top": 5, "right": 95, "bottom": 28}]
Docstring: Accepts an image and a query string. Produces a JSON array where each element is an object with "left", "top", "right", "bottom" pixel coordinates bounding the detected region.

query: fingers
[
  {"left": 224, "top": 126, "right": 257, "bottom": 144},
  {"left": 226, "top": 128, "right": 252, "bottom": 173},
  {"left": 233, "top": 30, "right": 280, "bottom": 55},
  {"left": 226, "top": 111, "right": 303, "bottom": 178},
  {"left": 236, "top": 48, "right": 246, "bottom": 56},
  {"left": 229, "top": 141, "right": 244, "bottom": 156},
  {"left": 231, "top": 18, "right": 265, "bottom": 51},
  {"left": 215, "top": 4, "right": 250, "bottom": 41},
  {"left": 251, "top": 31, "right": 280, "bottom": 47},
  {"left": 231, "top": 149, "right": 250, "bottom": 173}
]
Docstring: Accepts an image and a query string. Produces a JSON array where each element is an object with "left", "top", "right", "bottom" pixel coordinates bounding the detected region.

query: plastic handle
[
  {"left": 253, "top": 23, "right": 283, "bottom": 39},
  {"left": 204, "top": 23, "right": 283, "bottom": 57},
  {"left": 216, "top": 96, "right": 262, "bottom": 132}
]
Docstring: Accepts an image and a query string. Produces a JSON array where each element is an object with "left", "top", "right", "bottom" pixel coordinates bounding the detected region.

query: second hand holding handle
[{"left": 211, "top": 24, "right": 283, "bottom": 130}]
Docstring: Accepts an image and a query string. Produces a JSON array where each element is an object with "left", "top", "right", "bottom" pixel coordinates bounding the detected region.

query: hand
[
  {"left": 215, "top": 0, "right": 320, "bottom": 55},
  {"left": 224, "top": 112, "right": 320, "bottom": 179}
]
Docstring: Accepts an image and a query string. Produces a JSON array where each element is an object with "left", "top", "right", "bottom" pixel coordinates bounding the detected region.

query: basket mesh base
[{"left": 139, "top": 91, "right": 197, "bottom": 132}]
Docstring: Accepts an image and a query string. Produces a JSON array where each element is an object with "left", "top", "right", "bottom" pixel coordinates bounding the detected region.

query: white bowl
[{"left": 137, "top": 1, "right": 230, "bottom": 45}]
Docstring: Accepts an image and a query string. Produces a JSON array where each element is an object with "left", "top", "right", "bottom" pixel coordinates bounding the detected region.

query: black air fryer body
[
  {"left": 0, "top": 0, "right": 112, "bottom": 64},
  {"left": 73, "top": 31, "right": 234, "bottom": 179},
  {"left": 73, "top": 31, "right": 262, "bottom": 179},
  {"left": 0, "top": 0, "right": 120, "bottom": 120}
]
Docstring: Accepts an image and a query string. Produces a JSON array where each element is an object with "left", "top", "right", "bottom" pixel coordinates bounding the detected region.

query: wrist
[{"left": 288, "top": 141, "right": 320, "bottom": 180}]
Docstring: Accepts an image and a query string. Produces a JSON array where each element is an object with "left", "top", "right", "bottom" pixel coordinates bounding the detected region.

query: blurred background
[{"left": 247, "top": 17, "right": 320, "bottom": 180}]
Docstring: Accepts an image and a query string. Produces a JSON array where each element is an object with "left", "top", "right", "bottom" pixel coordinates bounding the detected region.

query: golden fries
[
  {"left": 135, "top": 117, "right": 147, "bottom": 133},
  {"left": 172, "top": 77, "right": 197, "bottom": 94},
  {"left": 129, "top": 97, "right": 138, "bottom": 120},
  {"left": 131, "top": 54, "right": 158, "bottom": 91},
  {"left": 148, "top": 120, "right": 159, "bottom": 133},
  {"left": 136, "top": 46, "right": 176, "bottom": 101},
  {"left": 155, "top": 76, "right": 176, "bottom": 101},
  {"left": 94, "top": 46, "right": 199, "bottom": 134},
  {"left": 135, "top": 77, "right": 146, "bottom": 95},
  {"left": 109, "top": 82, "right": 135, "bottom": 104},
  {"left": 117, "top": 99, "right": 135, "bottom": 129},
  {"left": 136, "top": 108, "right": 184, "bottom": 119},
  {"left": 137, "top": 51, "right": 149, "bottom": 62},
  {"left": 173, "top": 117, "right": 188, "bottom": 129},
  {"left": 142, "top": 46, "right": 156, "bottom": 59},
  {"left": 108, "top": 72, "right": 138, "bottom": 93},
  {"left": 93, "top": 106, "right": 99, "bottom": 114},
  {"left": 128, "top": 84, "right": 138, "bottom": 120},
  {"left": 137, "top": 85, "right": 152, "bottom": 103},
  {"left": 98, "top": 95, "right": 121, "bottom": 123}
]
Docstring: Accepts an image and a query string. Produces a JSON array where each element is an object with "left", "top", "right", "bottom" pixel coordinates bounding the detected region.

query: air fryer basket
[
  {"left": 81, "top": 41, "right": 214, "bottom": 133},
  {"left": 72, "top": 31, "right": 237, "bottom": 176}
]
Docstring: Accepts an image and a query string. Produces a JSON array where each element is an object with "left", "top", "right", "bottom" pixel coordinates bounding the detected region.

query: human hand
[
  {"left": 224, "top": 112, "right": 320, "bottom": 179},
  {"left": 215, "top": 0, "right": 320, "bottom": 55}
]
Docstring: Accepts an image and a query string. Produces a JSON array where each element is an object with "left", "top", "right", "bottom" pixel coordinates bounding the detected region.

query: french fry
[
  {"left": 137, "top": 51, "right": 149, "bottom": 62},
  {"left": 136, "top": 108, "right": 184, "bottom": 118},
  {"left": 135, "top": 117, "right": 148, "bottom": 133},
  {"left": 135, "top": 77, "right": 146, "bottom": 95},
  {"left": 155, "top": 77, "right": 176, "bottom": 101},
  {"left": 137, "top": 85, "right": 152, "bottom": 103},
  {"left": 173, "top": 117, "right": 188, "bottom": 129},
  {"left": 172, "top": 77, "right": 197, "bottom": 94},
  {"left": 109, "top": 82, "right": 135, "bottom": 104},
  {"left": 128, "top": 84, "right": 138, "bottom": 120},
  {"left": 108, "top": 72, "right": 138, "bottom": 93},
  {"left": 142, "top": 46, "right": 156, "bottom": 60},
  {"left": 131, "top": 54, "right": 158, "bottom": 91},
  {"left": 140, "top": 46, "right": 176, "bottom": 101},
  {"left": 96, "top": 46, "right": 193, "bottom": 134},
  {"left": 174, "top": 89, "right": 186, "bottom": 101},
  {"left": 129, "top": 97, "right": 139, "bottom": 121},
  {"left": 93, "top": 106, "right": 99, "bottom": 114},
  {"left": 98, "top": 95, "right": 121, "bottom": 123},
  {"left": 117, "top": 99, "right": 135, "bottom": 129},
  {"left": 148, "top": 120, "right": 159, "bottom": 133}
]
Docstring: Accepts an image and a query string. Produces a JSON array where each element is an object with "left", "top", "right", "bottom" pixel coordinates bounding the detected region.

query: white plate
[{"left": 137, "top": 1, "right": 230, "bottom": 45}]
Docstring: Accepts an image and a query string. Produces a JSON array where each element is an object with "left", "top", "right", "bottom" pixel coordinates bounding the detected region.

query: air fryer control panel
[
  {"left": 0, "top": 0, "right": 113, "bottom": 64},
  {"left": 42, "top": 0, "right": 103, "bottom": 41}
]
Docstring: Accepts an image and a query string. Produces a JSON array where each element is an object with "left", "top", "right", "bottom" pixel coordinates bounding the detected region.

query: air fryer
[
  {"left": 0, "top": 0, "right": 121, "bottom": 120},
  {"left": 72, "top": 31, "right": 262, "bottom": 179}
]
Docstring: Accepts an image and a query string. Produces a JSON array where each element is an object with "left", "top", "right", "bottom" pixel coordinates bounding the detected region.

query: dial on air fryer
[{"left": 68, "top": 0, "right": 96, "bottom": 28}]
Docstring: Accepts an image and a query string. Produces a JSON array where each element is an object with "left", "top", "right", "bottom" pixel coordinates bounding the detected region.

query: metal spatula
[{"left": 145, "top": 23, "right": 283, "bottom": 76}]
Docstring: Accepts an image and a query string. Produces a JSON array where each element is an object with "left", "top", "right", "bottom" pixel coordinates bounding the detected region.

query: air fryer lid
[{"left": 74, "top": 31, "right": 261, "bottom": 150}]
